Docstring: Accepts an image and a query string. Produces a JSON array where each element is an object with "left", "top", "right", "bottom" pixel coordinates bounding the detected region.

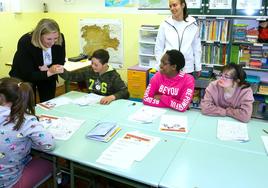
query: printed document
[
  {"left": 159, "top": 115, "right": 188, "bottom": 133},
  {"left": 128, "top": 106, "right": 166, "bottom": 123},
  {"left": 37, "top": 97, "right": 72, "bottom": 110},
  {"left": 72, "top": 93, "right": 103, "bottom": 106},
  {"left": 97, "top": 131, "right": 160, "bottom": 169},
  {"left": 217, "top": 120, "right": 249, "bottom": 141},
  {"left": 39, "top": 115, "right": 85, "bottom": 140}
]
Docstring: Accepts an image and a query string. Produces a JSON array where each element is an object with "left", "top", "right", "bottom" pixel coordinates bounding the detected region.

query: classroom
[{"left": 0, "top": 0, "right": 268, "bottom": 188}]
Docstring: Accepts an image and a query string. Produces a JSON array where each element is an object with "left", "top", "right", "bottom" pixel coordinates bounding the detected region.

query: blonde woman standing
[{"left": 10, "top": 18, "right": 65, "bottom": 102}]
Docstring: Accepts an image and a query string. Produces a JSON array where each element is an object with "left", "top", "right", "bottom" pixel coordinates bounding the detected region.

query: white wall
[{"left": 2, "top": 0, "right": 170, "bottom": 14}]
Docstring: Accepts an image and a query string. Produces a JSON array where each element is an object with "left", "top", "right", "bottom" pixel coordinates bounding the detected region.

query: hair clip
[{"left": 17, "top": 82, "right": 22, "bottom": 87}]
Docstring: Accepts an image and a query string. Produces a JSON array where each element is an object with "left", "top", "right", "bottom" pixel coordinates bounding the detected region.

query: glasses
[{"left": 216, "top": 73, "right": 233, "bottom": 80}]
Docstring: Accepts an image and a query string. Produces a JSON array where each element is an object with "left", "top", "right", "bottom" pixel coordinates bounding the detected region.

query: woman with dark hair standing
[
  {"left": 155, "top": 0, "right": 202, "bottom": 76},
  {"left": 201, "top": 63, "right": 254, "bottom": 122},
  {"left": 9, "top": 18, "right": 65, "bottom": 102},
  {"left": 143, "top": 49, "right": 195, "bottom": 112}
]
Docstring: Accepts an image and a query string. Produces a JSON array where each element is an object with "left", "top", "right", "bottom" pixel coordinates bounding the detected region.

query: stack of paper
[
  {"left": 37, "top": 97, "right": 72, "bottom": 110},
  {"left": 86, "top": 122, "right": 121, "bottom": 142},
  {"left": 128, "top": 106, "right": 167, "bottom": 123},
  {"left": 39, "top": 115, "right": 85, "bottom": 140},
  {"left": 159, "top": 115, "right": 188, "bottom": 133},
  {"left": 72, "top": 93, "right": 103, "bottom": 106},
  {"left": 217, "top": 120, "right": 249, "bottom": 141},
  {"left": 64, "top": 60, "right": 91, "bottom": 72},
  {"left": 96, "top": 131, "right": 160, "bottom": 169}
]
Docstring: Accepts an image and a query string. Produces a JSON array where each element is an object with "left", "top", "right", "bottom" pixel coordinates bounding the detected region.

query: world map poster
[
  {"left": 139, "top": 0, "right": 168, "bottom": 8},
  {"left": 105, "top": 0, "right": 137, "bottom": 7},
  {"left": 79, "top": 19, "right": 123, "bottom": 68}
]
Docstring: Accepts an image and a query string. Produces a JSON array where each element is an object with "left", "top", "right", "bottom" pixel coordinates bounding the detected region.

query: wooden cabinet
[{"left": 127, "top": 65, "right": 150, "bottom": 100}]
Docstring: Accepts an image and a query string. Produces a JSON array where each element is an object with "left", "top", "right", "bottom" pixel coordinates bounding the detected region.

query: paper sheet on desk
[
  {"left": 72, "top": 93, "right": 103, "bottom": 106},
  {"left": 217, "top": 120, "right": 249, "bottom": 141},
  {"left": 39, "top": 115, "right": 85, "bottom": 140},
  {"left": 37, "top": 97, "right": 72, "bottom": 110},
  {"left": 123, "top": 132, "right": 160, "bottom": 161},
  {"left": 128, "top": 106, "right": 166, "bottom": 123},
  {"left": 159, "top": 115, "right": 188, "bottom": 133},
  {"left": 261, "top": 136, "right": 268, "bottom": 155},
  {"left": 96, "top": 131, "right": 160, "bottom": 169}
]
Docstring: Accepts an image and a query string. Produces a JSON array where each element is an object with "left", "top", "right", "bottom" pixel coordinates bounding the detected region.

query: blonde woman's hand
[
  {"left": 39, "top": 65, "right": 49, "bottom": 71},
  {"left": 47, "top": 65, "right": 64, "bottom": 77}
]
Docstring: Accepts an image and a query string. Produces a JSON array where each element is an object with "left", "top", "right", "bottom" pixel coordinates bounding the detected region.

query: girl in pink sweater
[
  {"left": 143, "top": 50, "right": 195, "bottom": 112},
  {"left": 201, "top": 63, "right": 254, "bottom": 122}
]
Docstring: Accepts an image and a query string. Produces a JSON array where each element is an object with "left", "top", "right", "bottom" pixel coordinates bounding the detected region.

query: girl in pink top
[
  {"left": 143, "top": 50, "right": 195, "bottom": 112},
  {"left": 201, "top": 63, "right": 254, "bottom": 122}
]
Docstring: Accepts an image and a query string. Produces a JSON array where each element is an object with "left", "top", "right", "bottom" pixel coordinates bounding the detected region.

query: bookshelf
[
  {"left": 139, "top": 0, "right": 268, "bottom": 16},
  {"left": 187, "top": 0, "right": 233, "bottom": 15},
  {"left": 234, "top": 0, "right": 266, "bottom": 16},
  {"left": 200, "top": 15, "right": 268, "bottom": 119},
  {"left": 138, "top": 25, "right": 159, "bottom": 68},
  {"left": 137, "top": 0, "right": 268, "bottom": 118},
  {"left": 198, "top": 17, "right": 231, "bottom": 66}
]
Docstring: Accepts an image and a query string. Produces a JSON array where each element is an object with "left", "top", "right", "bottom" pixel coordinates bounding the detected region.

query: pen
[
  {"left": 263, "top": 129, "right": 268, "bottom": 135},
  {"left": 128, "top": 102, "right": 136, "bottom": 107}
]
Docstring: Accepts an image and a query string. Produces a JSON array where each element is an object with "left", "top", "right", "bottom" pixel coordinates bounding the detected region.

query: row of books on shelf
[
  {"left": 237, "top": 45, "right": 268, "bottom": 69},
  {"left": 201, "top": 44, "right": 228, "bottom": 65},
  {"left": 198, "top": 19, "right": 229, "bottom": 42},
  {"left": 233, "top": 24, "right": 259, "bottom": 43}
]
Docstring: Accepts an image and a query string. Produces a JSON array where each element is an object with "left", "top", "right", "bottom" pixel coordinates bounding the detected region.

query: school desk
[
  {"left": 35, "top": 91, "right": 268, "bottom": 188},
  {"left": 187, "top": 114, "right": 268, "bottom": 155},
  {"left": 159, "top": 139, "right": 268, "bottom": 188},
  {"left": 36, "top": 92, "right": 191, "bottom": 188}
]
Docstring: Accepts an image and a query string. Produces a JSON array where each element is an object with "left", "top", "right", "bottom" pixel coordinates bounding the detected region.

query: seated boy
[{"left": 60, "top": 49, "right": 129, "bottom": 104}]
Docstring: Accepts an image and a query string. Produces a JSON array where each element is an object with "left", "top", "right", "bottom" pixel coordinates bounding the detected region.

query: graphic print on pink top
[{"left": 143, "top": 71, "right": 194, "bottom": 112}]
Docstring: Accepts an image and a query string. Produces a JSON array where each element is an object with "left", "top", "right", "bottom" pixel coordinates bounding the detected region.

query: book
[{"left": 86, "top": 122, "right": 121, "bottom": 142}]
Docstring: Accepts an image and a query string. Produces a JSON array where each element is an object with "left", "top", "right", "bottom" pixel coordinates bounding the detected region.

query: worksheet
[
  {"left": 159, "top": 115, "right": 188, "bottom": 133},
  {"left": 39, "top": 114, "right": 85, "bottom": 140},
  {"left": 217, "top": 120, "right": 249, "bottom": 141}
]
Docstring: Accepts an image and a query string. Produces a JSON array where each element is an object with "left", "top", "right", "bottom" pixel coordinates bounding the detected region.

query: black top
[{"left": 9, "top": 33, "right": 66, "bottom": 82}]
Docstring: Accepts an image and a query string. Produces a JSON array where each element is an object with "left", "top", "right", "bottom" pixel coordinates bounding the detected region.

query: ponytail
[{"left": 0, "top": 77, "right": 35, "bottom": 131}]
